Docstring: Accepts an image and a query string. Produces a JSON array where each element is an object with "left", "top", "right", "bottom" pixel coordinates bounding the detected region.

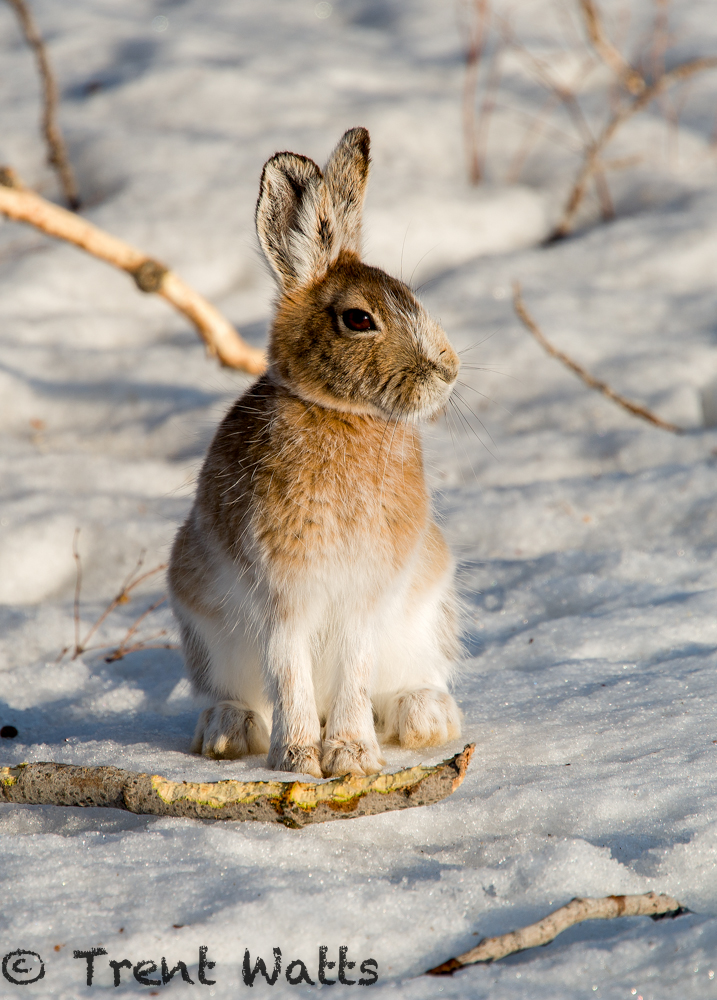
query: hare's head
[{"left": 256, "top": 128, "right": 459, "bottom": 421}]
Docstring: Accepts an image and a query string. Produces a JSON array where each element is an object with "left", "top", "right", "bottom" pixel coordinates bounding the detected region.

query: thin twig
[
  {"left": 513, "top": 283, "right": 683, "bottom": 434},
  {"left": 426, "top": 892, "right": 687, "bottom": 974},
  {"left": 462, "top": 0, "right": 491, "bottom": 184},
  {"left": 0, "top": 169, "right": 266, "bottom": 374},
  {"left": 78, "top": 555, "right": 167, "bottom": 655},
  {"left": 502, "top": 24, "right": 614, "bottom": 221},
  {"left": 506, "top": 91, "right": 561, "bottom": 182},
  {"left": 104, "top": 638, "right": 179, "bottom": 663},
  {"left": 68, "top": 533, "right": 169, "bottom": 660},
  {"left": 549, "top": 55, "right": 717, "bottom": 239},
  {"left": 103, "top": 596, "right": 168, "bottom": 662},
  {"left": 472, "top": 39, "right": 503, "bottom": 185},
  {"left": 578, "top": 0, "right": 646, "bottom": 94},
  {"left": 5, "top": 0, "right": 80, "bottom": 209},
  {"left": 72, "top": 527, "right": 82, "bottom": 657}
]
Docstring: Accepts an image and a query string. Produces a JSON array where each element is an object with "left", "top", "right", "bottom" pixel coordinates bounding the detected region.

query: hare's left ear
[
  {"left": 256, "top": 152, "right": 338, "bottom": 291},
  {"left": 323, "top": 127, "right": 370, "bottom": 257}
]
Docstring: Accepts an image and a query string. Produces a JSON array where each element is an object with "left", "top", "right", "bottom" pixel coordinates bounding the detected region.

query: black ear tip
[{"left": 343, "top": 126, "right": 370, "bottom": 158}]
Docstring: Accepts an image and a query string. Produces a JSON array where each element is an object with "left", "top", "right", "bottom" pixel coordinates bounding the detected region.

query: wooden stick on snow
[
  {"left": 426, "top": 891, "right": 687, "bottom": 974},
  {"left": 0, "top": 168, "right": 266, "bottom": 374},
  {"left": 0, "top": 744, "right": 474, "bottom": 828}
]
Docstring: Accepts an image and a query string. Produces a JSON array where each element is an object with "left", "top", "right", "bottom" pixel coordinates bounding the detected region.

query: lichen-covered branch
[
  {"left": 427, "top": 891, "right": 686, "bottom": 974},
  {"left": 513, "top": 284, "right": 683, "bottom": 434},
  {"left": 0, "top": 744, "right": 474, "bottom": 828},
  {"left": 5, "top": 0, "right": 80, "bottom": 209},
  {"left": 0, "top": 169, "right": 266, "bottom": 375}
]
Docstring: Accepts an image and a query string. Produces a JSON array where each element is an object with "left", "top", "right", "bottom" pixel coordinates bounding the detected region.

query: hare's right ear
[{"left": 256, "top": 152, "right": 337, "bottom": 291}]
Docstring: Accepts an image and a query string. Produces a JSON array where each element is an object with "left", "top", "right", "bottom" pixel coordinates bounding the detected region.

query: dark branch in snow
[{"left": 513, "top": 283, "right": 684, "bottom": 434}]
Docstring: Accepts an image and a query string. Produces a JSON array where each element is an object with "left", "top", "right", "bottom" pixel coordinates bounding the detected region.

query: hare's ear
[
  {"left": 323, "top": 127, "right": 370, "bottom": 257},
  {"left": 256, "top": 151, "right": 337, "bottom": 291}
]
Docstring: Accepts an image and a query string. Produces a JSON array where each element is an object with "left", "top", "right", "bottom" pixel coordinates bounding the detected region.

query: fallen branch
[
  {"left": 0, "top": 744, "right": 474, "bottom": 828},
  {"left": 5, "top": 0, "right": 80, "bottom": 209},
  {"left": 426, "top": 891, "right": 687, "bottom": 974},
  {"left": 513, "top": 284, "right": 683, "bottom": 434},
  {"left": 0, "top": 169, "right": 266, "bottom": 374}
]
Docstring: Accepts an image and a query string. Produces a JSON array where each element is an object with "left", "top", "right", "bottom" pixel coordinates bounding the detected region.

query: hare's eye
[{"left": 342, "top": 309, "right": 376, "bottom": 332}]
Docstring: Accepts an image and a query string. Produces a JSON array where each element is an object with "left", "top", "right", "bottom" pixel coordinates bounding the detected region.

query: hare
[{"left": 168, "top": 127, "right": 461, "bottom": 778}]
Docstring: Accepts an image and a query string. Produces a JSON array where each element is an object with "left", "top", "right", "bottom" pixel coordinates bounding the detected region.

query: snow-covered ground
[{"left": 2, "top": 1, "right": 717, "bottom": 996}]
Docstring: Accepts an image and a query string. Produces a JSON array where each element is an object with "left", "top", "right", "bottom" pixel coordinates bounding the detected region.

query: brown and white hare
[{"left": 168, "top": 127, "right": 461, "bottom": 778}]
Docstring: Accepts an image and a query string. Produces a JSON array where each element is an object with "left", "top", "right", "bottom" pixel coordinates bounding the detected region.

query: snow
[{"left": 2, "top": 0, "right": 717, "bottom": 996}]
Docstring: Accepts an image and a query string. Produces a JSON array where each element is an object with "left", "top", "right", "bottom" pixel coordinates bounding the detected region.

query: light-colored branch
[
  {"left": 5, "top": 0, "right": 80, "bottom": 209},
  {"left": 0, "top": 744, "right": 475, "bottom": 827},
  {"left": 513, "top": 284, "right": 683, "bottom": 434},
  {"left": 0, "top": 170, "right": 266, "bottom": 374},
  {"left": 426, "top": 891, "right": 686, "bottom": 973},
  {"left": 550, "top": 56, "right": 717, "bottom": 240}
]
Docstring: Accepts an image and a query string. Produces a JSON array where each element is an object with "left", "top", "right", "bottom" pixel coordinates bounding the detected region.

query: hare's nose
[{"left": 439, "top": 347, "right": 460, "bottom": 381}]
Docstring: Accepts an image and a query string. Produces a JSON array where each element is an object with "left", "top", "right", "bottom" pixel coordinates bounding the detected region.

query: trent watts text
[{"left": 2, "top": 945, "right": 379, "bottom": 988}]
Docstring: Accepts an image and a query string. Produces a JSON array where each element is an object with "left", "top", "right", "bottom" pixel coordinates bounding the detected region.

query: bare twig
[
  {"left": 103, "top": 596, "right": 168, "bottom": 662},
  {"left": 72, "top": 527, "right": 82, "bottom": 657},
  {"left": 550, "top": 55, "right": 717, "bottom": 239},
  {"left": 78, "top": 558, "right": 168, "bottom": 659},
  {"left": 513, "top": 284, "right": 683, "bottom": 434},
  {"left": 506, "top": 91, "right": 561, "bottom": 183},
  {"left": 1, "top": 745, "right": 476, "bottom": 827},
  {"left": 426, "top": 892, "right": 686, "bottom": 974},
  {"left": 502, "top": 24, "right": 614, "bottom": 221},
  {"left": 5, "top": 0, "right": 80, "bottom": 209},
  {"left": 0, "top": 170, "right": 266, "bottom": 374},
  {"left": 68, "top": 534, "right": 169, "bottom": 660},
  {"left": 472, "top": 40, "right": 503, "bottom": 185},
  {"left": 462, "top": 0, "right": 491, "bottom": 184},
  {"left": 104, "top": 636, "right": 179, "bottom": 663},
  {"left": 578, "top": 0, "right": 646, "bottom": 94}
]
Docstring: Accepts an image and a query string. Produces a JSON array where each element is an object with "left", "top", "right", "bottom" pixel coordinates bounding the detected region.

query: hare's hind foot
[
  {"left": 268, "top": 743, "right": 323, "bottom": 779},
  {"left": 384, "top": 689, "right": 461, "bottom": 749},
  {"left": 321, "top": 738, "right": 385, "bottom": 777},
  {"left": 191, "top": 702, "right": 270, "bottom": 759}
]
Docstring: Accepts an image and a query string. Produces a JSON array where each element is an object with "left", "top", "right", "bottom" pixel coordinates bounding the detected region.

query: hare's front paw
[
  {"left": 191, "top": 702, "right": 270, "bottom": 759},
  {"left": 320, "top": 738, "right": 385, "bottom": 777},
  {"left": 268, "top": 743, "right": 323, "bottom": 779},
  {"left": 386, "top": 689, "right": 461, "bottom": 749}
]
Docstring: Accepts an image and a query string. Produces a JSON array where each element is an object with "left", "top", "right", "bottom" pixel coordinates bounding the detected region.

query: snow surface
[{"left": 2, "top": 1, "right": 717, "bottom": 996}]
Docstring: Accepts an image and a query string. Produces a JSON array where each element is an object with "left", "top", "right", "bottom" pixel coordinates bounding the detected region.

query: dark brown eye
[{"left": 342, "top": 309, "right": 376, "bottom": 332}]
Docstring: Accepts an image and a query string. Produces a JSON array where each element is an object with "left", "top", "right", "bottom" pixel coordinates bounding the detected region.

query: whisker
[
  {"left": 456, "top": 379, "right": 513, "bottom": 416},
  {"left": 409, "top": 243, "right": 442, "bottom": 289},
  {"left": 457, "top": 329, "right": 501, "bottom": 355},
  {"left": 453, "top": 389, "right": 497, "bottom": 457},
  {"left": 448, "top": 398, "right": 482, "bottom": 480}
]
